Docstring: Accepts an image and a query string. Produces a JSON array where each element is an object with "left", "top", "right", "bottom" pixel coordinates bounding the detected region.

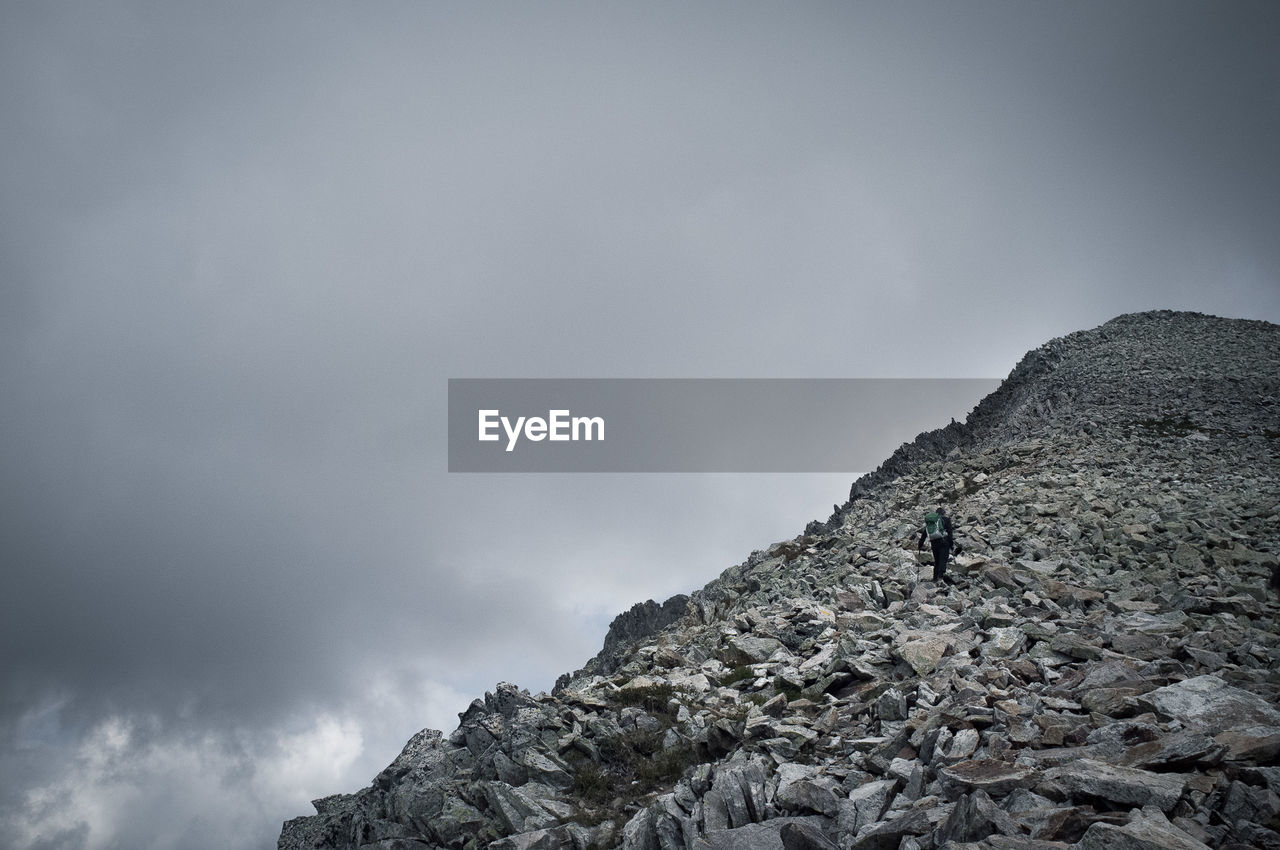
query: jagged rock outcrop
[
  {"left": 563, "top": 595, "right": 694, "bottom": 684},
  {"left": 280, "top": 311, "right": 1280, "bottom": 850}
]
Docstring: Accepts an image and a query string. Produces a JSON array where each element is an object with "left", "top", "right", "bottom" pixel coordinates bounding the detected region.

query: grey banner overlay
[{"left": 448, "top": 379, "right": 999, "bottom": 473}]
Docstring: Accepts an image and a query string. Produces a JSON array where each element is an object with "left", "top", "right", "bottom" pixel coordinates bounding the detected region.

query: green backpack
[{"left": 924, "top": 512, "right": 947, "bottom": 542}]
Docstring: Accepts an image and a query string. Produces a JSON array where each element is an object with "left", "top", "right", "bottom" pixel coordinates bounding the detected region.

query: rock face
[
  {"left": 279, "top": 312, "right": 1280, "bottom": 850},
  {"left": 577, "top": 595, "right": 694, "bottom": 680}
]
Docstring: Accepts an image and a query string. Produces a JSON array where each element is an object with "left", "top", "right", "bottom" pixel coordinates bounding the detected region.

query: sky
[{"left": 1, "top": 2, "right": 1278, "bottom": 847}]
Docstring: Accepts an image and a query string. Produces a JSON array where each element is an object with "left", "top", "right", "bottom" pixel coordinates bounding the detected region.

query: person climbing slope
[{"left": 918, "top": 506, "right": 956, "bottom": 583}]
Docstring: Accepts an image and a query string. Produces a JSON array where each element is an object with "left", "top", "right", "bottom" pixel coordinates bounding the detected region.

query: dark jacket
[{"left": 918, "top": 514, "right": 955, "bottom": 551}]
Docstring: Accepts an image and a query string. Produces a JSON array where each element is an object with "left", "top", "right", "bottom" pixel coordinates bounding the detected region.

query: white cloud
[
  {"left": 6, "top": 711, "right": 365, "bottom": 850},
  {"left": 254, "top": 716, "right": 366, "bottom": 816},
  {"left": 1, "top": 669, "right": 481, "bottom": 850}
]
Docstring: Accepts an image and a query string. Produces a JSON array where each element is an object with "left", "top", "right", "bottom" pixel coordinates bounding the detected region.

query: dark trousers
[{"left": 930, "top": 538, "right": 950, "bottom": 581}]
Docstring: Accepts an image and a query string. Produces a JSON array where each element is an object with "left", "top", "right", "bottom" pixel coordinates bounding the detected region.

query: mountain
[{"left": 279, "top": 311, "right": 1280, "bottom": 850}]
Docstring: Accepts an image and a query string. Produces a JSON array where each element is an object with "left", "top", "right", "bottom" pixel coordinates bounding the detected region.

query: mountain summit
[{"left": 281, "top": 311, "right": 1280, "bottom": 850}]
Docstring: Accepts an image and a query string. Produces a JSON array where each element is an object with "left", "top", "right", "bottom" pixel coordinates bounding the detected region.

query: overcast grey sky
[{"left": 2, "top": 2, "right": 1278, "bottom": 848}]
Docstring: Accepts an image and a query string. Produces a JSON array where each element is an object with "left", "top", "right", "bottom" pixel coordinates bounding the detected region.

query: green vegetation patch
[
  {"left": 635, "top": 741, "right": 699, "bottom": 787},
  {"left": 571, "top": 761, "right": 614, "bottom": 807},
  {"left": 569, "top": 727, "right": 699, "bottom": 822},
  {"left": 607, "top": 682, "right": 683, "bottom": 720}
]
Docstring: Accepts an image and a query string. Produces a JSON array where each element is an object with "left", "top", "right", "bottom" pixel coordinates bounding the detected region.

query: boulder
[
  {"left": 895, "top": 636, "right": 949, "bottom": 676},
  {"left": 696, "top": 817, "right": 832, "bottom": 850},
  {"left": 939, "top": 760, "right": 1038, "bottom": 798},
  {"left": 1041, "top": 759, "right": 1186, "bottom": 811},
  {"left": 726, "top": 635, "right": 786, "bottom": 665},
  {"left": 936, "top": 789, "right": 1024, "bottom": 843},
  {"left": 1073, "top": 806, "right": 1211, "bottom": 850},
  {"left": 1142, "top": 675, "right": 1280, "bottom": 730},
  {"left": 848, "top": 807, "right": 932, "bottom": 850},
  {"left": 1142, "top": 676, "right": 1280, "bottom": 761},
  {"left": 837, "top": 779, "right": 897, "bottom": 836}
]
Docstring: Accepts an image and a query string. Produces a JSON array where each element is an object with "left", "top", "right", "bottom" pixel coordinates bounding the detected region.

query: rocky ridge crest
[{"left": 281, "top": 311, "right": 1280, "bottom": 850}]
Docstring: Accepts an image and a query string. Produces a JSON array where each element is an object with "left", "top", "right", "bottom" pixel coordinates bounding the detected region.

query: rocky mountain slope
[{"left": 280, "top": 311, "right": 1280, "bottom": 850}]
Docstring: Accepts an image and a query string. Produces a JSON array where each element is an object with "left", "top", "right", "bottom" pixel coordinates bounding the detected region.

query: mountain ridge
[{"left": 281, "top": 310, "right": 1280, "bottom": 850}]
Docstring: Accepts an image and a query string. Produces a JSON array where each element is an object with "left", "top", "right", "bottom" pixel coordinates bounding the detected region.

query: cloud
[
  {"left": 3, "top": 673, "right": 474, "bottom": 850},
  {"left": 7, "top": 713, "right": 311, "bottom": 850}
]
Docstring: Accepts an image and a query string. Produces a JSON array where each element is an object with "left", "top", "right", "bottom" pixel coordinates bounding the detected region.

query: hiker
[
  {"left": 1270, "top": 563, "right": 1280, "bottom": 603},
  {"left": 917, "top": 507, "right": 956, "bottom": 582}
]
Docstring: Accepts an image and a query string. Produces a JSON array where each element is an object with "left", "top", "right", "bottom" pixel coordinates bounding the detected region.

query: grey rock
[
  {"left": 1041, "top": 759, "right": 1185, "bottom": 811},
  {"left": 1141, "top": 675, "right": 1280, "bottom": 762},
  {"left": 876, "top": 687, "right": 908, "bottom": 722},
  {"left": 939, "top": 760, "right": 1038, "bottom": 798},
  {"left": 489, "top": 827, "right": 574, "bottom": 850},
  {"left": 937, "top": 789, "right": 1024, "bottom": 843},
  {"left": 945, "top": 729, "right": 980, "bottom": 761},
  {"left": 695, "top": 816, "right": 831, "bottom": 850},
  {"left": 1048, "top": 634, "right": 1102, "bottom": 661},
  {"left": 779, "top": 820, "right": 840, "bottom": 850},
  {"left": 583, "top": 595, "right": 691, "bottom": 678},
  {"left": 520, "top": 750, "right": 572, "bottom": 789},
  {"left": 1073, "top": 805, "right": 1211, "bottom": 850},
  {"left": 775, "top": 771, "right": 843, "bottom": 817},
  {"left": 493, "top": 750, "right": 528, "bottom": 786},
  {"left": 1142, "top": 675, "right": 1280, "bottom": 731},
  {"left": 726, "top": 635, "right": 786, "bottom": 665},
  {"left": 704, "top": 756, "right": 769, "bottom": 830},
  {"left": 1232, "top": 823, "right": 1280, "bottom": 850},
  {"left": 837, "top": 779, "right": 897, "bottom": 837},
  {"left": 428, "top": 796, "right": 487, "bottom": 845},
  {"left": 896, "top": 635, "right": 950, "bottom": 676},
  {"left": 1213, "top": 725, "right": 1280, "bottom": 763},
  {"left": 1005, "top": 802, "right": 1089, "bottom": 842},
  {"left": 1083, "top": 720, "right": 1161, "bottom": 759},
  {"left": 1118, "top": 730, "right": 1225, "bottom": 769},
  {"left": 621, "top": 807, "right": 660, "bottom": 850},
  {"left": 848, "top": 806, "right": 932, "bottom": 849},
  {"left": 983, "top": 627, "right": 1028, "bottom": 659},
  {"left": 1220, "top": 779, "right": 1280, "bottom": 829},
  {"left": 1249, "top": 765, "right": 1280, "bottom": 794},
  {"left": 977, "top": 838, "right": 1073, "bottom": 850},
  {"left": 481, "top": 781, "right": 558, "bottom": 834}
]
